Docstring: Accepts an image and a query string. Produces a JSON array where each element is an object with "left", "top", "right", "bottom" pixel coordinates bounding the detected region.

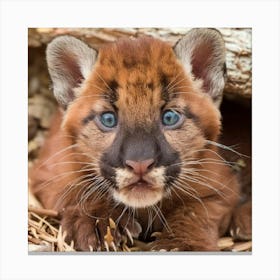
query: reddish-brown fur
[{"left": 30, "top": 35, "right": 242, "bottom": 251}]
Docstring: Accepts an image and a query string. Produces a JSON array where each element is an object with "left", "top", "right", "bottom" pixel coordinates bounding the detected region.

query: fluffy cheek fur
[{"left": 113, "top": 167, "right": 166, "bottom": 208}]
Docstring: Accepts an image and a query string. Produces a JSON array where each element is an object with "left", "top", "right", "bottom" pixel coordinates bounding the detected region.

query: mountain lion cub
[{"left": 30, "top": 28, "right": 247, "bottom": 251}]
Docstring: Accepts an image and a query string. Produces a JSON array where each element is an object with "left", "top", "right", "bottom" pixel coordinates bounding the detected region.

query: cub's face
[{"left": 47, "top": 31, "right": 226, "bottom": 208}]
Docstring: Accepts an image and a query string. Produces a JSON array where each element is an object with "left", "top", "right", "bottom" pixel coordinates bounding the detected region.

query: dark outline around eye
[
  {"left": 161, "top": 110, "right": 184, "bottom": 130},
  {"left": 95, "top": 111, "right": 118, "bottom": 132}
]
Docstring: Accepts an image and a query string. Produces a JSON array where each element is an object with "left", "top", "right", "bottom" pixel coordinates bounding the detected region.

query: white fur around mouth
[
  {"left": 112, "top": 186, "right": 163, "bottom": 208},
  {"left": 113, "top": 167, "right": 165, "bottom": 208}
]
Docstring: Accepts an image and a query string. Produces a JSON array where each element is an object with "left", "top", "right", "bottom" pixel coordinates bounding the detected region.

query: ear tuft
[
  {"left": 46, "top": 35, "right": 97, "bottom": 109},
  {"left": 174, "top": 28, "right": 226, "bottom": 107}
]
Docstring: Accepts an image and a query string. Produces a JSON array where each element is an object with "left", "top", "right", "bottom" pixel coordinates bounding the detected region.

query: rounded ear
[
  {"left": 46, "top": 35, "right": 98, "bottom": 109},
  {"left": 174, "top": 28, "right": 226, "bottom": 107}
]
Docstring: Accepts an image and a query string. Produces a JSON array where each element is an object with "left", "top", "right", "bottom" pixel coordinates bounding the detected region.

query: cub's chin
[
  {"left": 112, "top": 167, "right": 166, "bottom": 208},
  {"left": 112, "top": 183, "right": 164, "bottom": 208}
]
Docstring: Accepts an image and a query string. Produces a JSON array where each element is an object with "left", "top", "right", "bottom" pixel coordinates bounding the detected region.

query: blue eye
[
  {"left": 162, "top": 110, "right": 181, "bottom": 127},
  {"left": 100, "top": 112, "right": 117, "bottom": 129}
]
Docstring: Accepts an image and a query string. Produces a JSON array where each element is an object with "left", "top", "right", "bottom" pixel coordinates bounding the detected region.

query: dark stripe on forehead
[
  {"left": 106, "top": 80, "right": 119, "bottom": 104},
  {"left": 184, "top": 106, "right": 211, "bottom": 139},
  {"left": 184, "top": 106, "right": 203, "bottom": 133},
  {"left": 82, "top": 110, "right": 95, "bottom": 125},
  {"left": 184, "top": 106, "right": 198, "bottom": 121},
  {"left": 108, "top": 80, "right": 118, "bottom": 92}
]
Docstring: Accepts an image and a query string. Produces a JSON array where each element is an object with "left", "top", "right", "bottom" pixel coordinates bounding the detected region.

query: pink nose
[{"left": 125, "top": 159, "right": 155, "bottom": 176}]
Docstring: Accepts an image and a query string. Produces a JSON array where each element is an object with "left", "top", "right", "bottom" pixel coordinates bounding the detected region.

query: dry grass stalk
[
  {"left": 28, "top": 202, "right": 252, "bottom": 252},
  {"left": 28, "top": 206, "right": 75, "bottom": 252},
  {"left": 28, "top": 206, "right": 58, "bottom": 217},
  {"left": 218, "top": 237, "right": 234, "bottom": 250},
  {"left": 232, "top": 241, "right": 252, "bottom": 252}
]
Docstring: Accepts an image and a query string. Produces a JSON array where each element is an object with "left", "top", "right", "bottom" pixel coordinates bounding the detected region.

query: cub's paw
[
  {"left": 149, "top": 240, "right": 218, "bottom": 252},
  {"left": 148, "top": 234, "right": 190, "bottom": 252},
  {"left": 148, "top": 233, "right": 219, "bottom": 252},
  {"left": 149, "top": 239, "right": 182, "bottom": 252},
  {"left": 230, "top": 200, "right": 252, "bottom": 241},
  {"left": 61, "top": 207, "right": 142, "bottom": 251}
]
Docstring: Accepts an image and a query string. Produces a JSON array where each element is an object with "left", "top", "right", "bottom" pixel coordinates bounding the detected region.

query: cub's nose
[{"left": 125, "top": 159, "right": 155, "bottom": 176}]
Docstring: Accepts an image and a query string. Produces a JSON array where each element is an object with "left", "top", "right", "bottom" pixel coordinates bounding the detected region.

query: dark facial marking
[
  {"left": 184, "top": 106, "right": 198, "bottom": 121},
  {"left": 147, "top": 82, "right": 154, "bottom": 91},
  {"left": 106, "top": 80, "right": 119, "bottom": 104},
  {"left": 164, "top": 165, "right": 181, "bottom": 186},
  {"left": 82, "top": 110, "right": 96, "bottom": 125},
  {"left": 100, "top": 125, "right": 181, "bottom": 184},
  {"left": 122, "top": 55, "right": 150, "bottom": 68},
  {"left": 123, "top": 57, "right": 137, "bottom": 68},
  {"left": 183, "top": 106, "right": 211, "bottom": 139},
  {"left": 99, "top": 161, "right": 117, "bottom": 187}
]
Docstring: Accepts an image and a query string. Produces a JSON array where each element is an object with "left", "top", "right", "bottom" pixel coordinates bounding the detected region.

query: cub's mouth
[
  {"left": 112, "top": 167, "right": 166, "bottom": 208},
  {"left": 98, "top": 121, "right": 181, "bottom": 208},
  {"left": 126, "top": 179, "right": 153, "bottom": 190}
]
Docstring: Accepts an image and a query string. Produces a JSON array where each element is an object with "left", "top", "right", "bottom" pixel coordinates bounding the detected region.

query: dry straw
[{"left": 28, "top": 200, "right": 252, "bottom": 252}]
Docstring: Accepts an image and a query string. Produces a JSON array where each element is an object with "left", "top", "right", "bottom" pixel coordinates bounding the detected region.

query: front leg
[
  {"left": 60, "top": 202, "right": 142, "bottom": 251},
  {"left": 150, "top": 201, "right": 231, "bottom": 251}
]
